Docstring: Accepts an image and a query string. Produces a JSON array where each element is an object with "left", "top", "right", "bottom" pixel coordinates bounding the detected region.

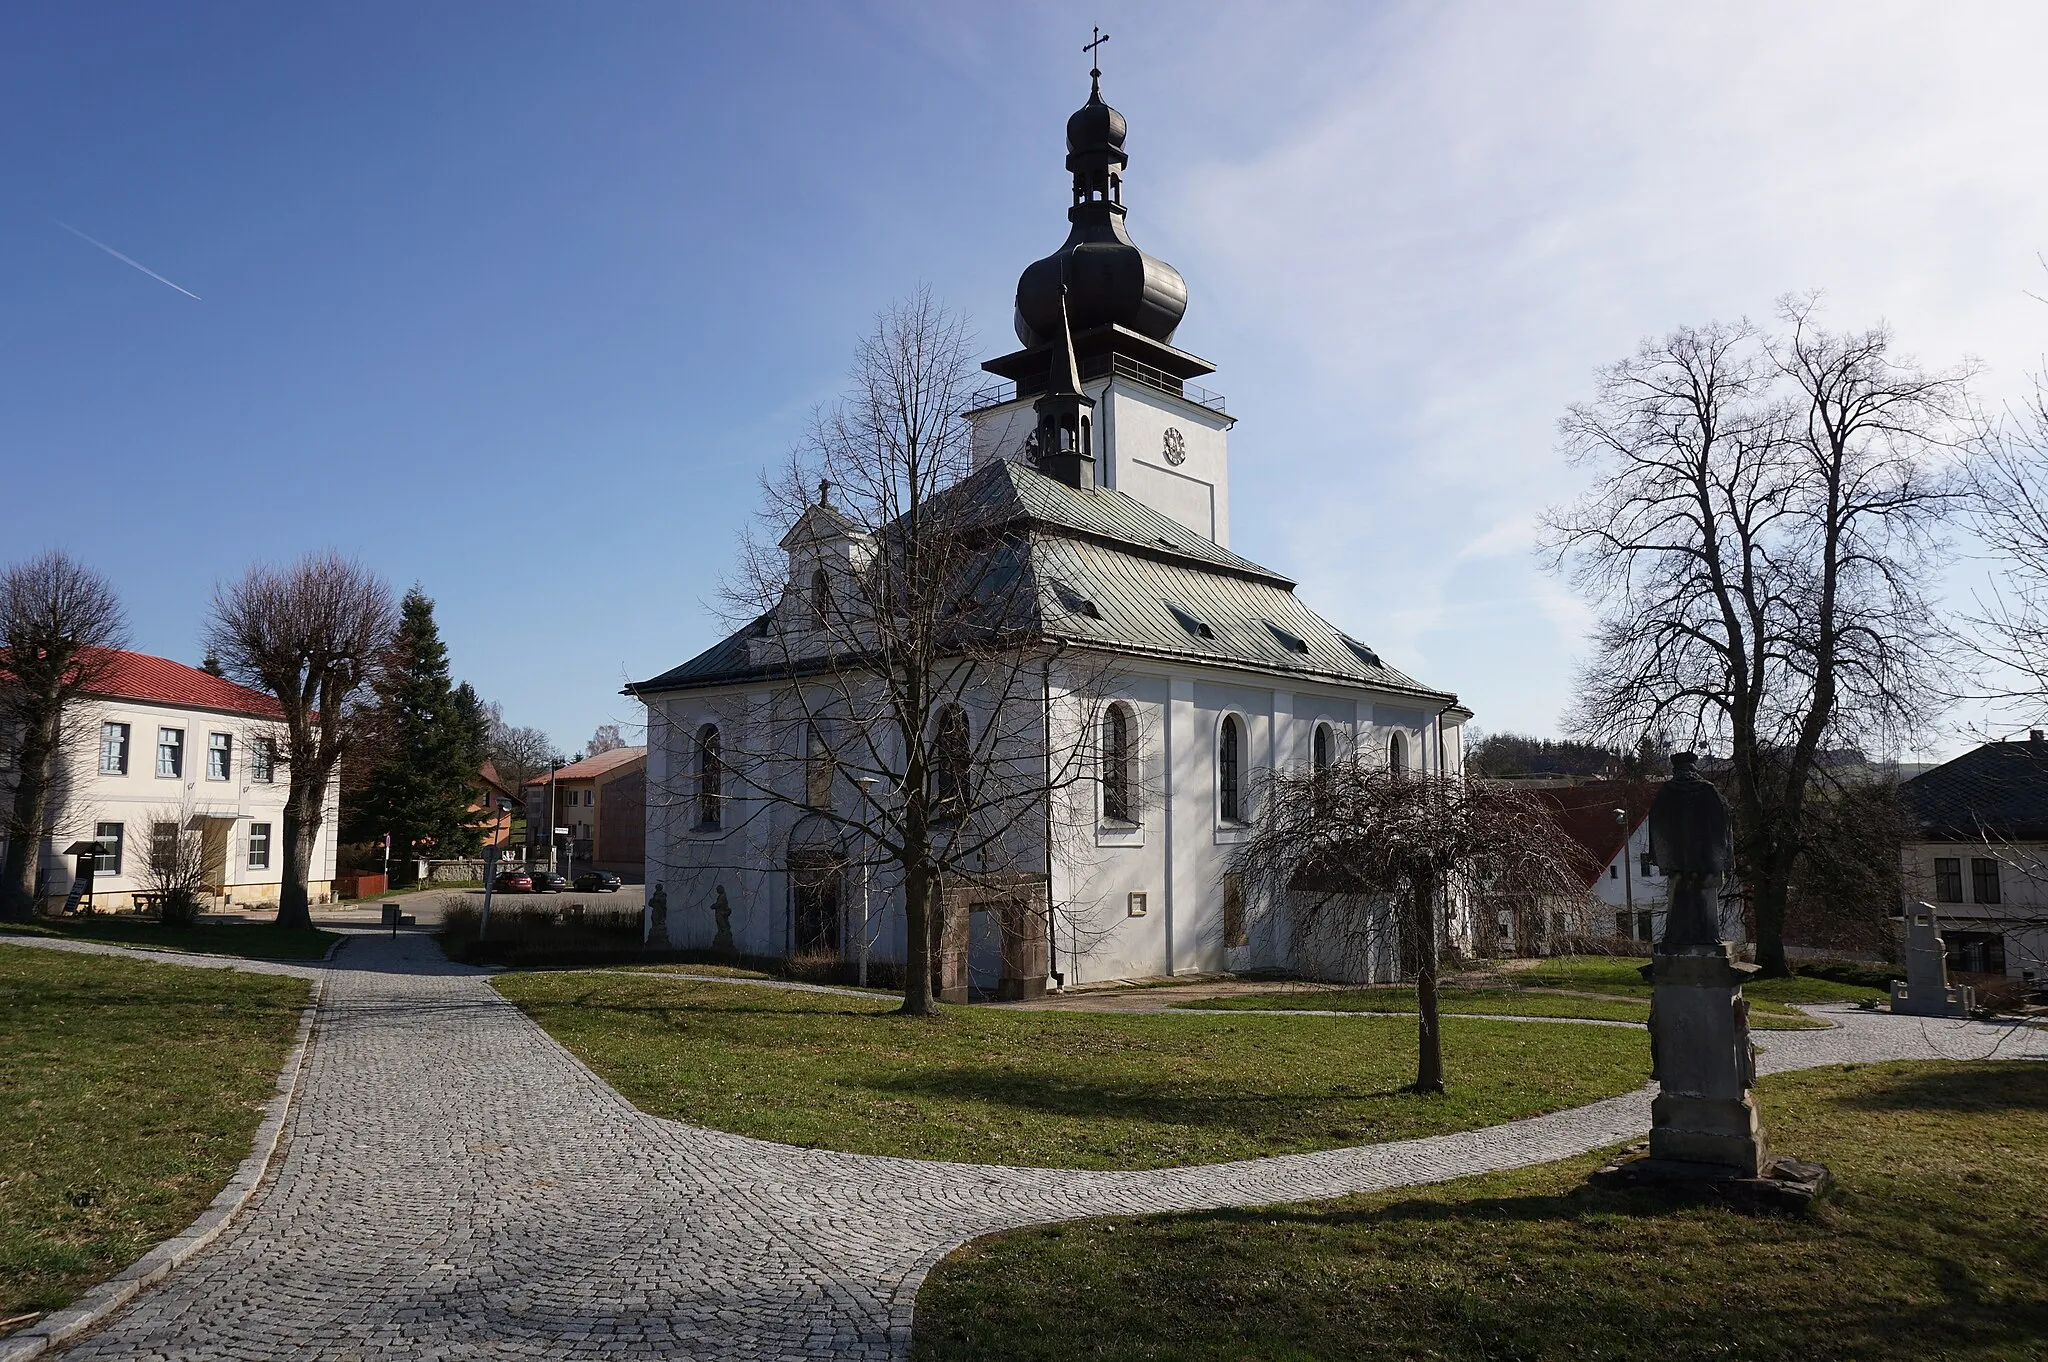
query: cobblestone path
[{"left": 39, "top": 931, "right": 2048, "bottom": 1360}]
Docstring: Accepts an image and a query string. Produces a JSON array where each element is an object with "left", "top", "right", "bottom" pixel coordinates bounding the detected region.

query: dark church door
[{"left": 791, "top": 854, "right": 843, "bottom": 956}]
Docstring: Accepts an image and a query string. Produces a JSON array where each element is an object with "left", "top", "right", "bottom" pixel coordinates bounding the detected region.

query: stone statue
[
  {"left": 1647, "top": 751, "right": 1732, "bottom": 951},
  {"left": 711, "top": 884, "right": 735, "bottom": 959},
  {"left": 645, "top": 883, "right": 668, "bottom": 947}
]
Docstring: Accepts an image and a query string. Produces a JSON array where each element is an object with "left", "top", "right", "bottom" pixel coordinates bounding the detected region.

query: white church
[{"left": 633, "top": 73, "right": 1470, "bottom": 995}]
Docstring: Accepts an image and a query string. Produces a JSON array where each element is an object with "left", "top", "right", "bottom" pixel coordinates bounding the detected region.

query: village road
[{"left": 32, "top": 931, "right": 2048, "bottom": 1361}]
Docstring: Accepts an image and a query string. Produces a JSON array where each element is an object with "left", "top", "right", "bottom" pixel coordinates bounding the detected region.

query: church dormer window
[
  {"left": 810, "top": 566, "right": 832, "bottom": 622},
  {"left": 1102, "top": 702, "right": 1134, "bottom": 823},
  {"left": 1218, "top": 714, "right": 1245, "bottom": 824}
]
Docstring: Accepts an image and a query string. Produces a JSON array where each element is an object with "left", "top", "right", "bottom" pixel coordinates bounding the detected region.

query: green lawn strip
[
  {"left": 1499, "top": 954, "right": 1890, "bottom": 1006},
  {"left": 1182, "top": 986, "right": 1826, "bottom": 1030},
  {"left": 0, "top": 943, "right": 309, "bottom": 1327},
  {"left": 492, "top": 972, "right": 1650, "bottom": 1170},
  {"left": 912, "top": 1059, "right": 2048, "bottom": 1362},
  {"left": 0, "top": 918, "right": 340, "bottom": 962}
]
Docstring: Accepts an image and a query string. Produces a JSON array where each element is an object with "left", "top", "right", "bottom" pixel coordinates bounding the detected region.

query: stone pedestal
[
  {"left": 1643, "top": 944, "right": 1769, "bottom": 1176},
  {"left": 1890, "top": 903, "right": 1972, "bottom": 1018}
]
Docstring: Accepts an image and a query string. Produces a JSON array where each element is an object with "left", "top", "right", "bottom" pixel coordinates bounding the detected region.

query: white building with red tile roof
[{"left": 2, "top": 648, "right": 338, "bottom": 910}]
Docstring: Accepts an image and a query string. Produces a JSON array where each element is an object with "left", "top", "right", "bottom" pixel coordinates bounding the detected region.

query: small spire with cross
[
  {"left": 1083, "top": 26, "right": 1109, "bottom": 96},
  {"left": 817, "top": 477, "right": 832, "bottom": 507}
]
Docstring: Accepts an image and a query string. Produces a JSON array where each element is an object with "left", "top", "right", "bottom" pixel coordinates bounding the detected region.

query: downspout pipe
[{"left": 1042, "top": 641, "right": 1068, "bottom": 989}]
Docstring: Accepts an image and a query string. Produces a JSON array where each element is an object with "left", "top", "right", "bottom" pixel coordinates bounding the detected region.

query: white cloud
[{"left": 1143, "top": 1, "right": 2048, "bottom": 749}]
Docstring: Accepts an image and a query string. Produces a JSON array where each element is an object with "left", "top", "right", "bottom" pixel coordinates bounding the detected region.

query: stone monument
[
  {"left": 711, "top": 884, "right": 736, "bottom": 961},
  {"left": 1594, "top": 752, "right": 1830, "bottom": 1207},
  {"left": 1889, "top": 903, "right": 1973, "bottom": 1018}
]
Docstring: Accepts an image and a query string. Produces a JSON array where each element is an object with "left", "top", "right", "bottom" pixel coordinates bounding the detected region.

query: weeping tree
[
  {"left": 1230, "top": 751, "right": 1587, "bottom": 1093},
  {"left": 1544, "top": 299, "right": 1968, "bottom": 975},
  {"left": 207, "top": 553, "right": 396, "bottom": 930},
  {"left": 0, "top": 552, "right": 126, "bottom": 920}
]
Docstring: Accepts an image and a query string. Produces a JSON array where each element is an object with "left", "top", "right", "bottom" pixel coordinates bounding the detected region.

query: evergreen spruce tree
[{"left": 350, "top": 589, "right": 485, "bottom": 871}]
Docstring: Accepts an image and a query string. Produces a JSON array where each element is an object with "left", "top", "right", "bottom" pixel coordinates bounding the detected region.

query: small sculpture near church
[{"left": 711, "top": 884, "right": 736, "bottom": 960}]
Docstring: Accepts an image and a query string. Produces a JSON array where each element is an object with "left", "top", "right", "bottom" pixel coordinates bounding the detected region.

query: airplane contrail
[{"left": 49, "top": 218, "right": 201, "bottom": 300}]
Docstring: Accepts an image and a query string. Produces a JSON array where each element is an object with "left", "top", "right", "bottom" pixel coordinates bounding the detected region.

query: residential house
[
  {"left": 1899, "top": 730, "right": 2048, "bottom": 988},
  {"left": 0, "top": 649, "right": 337, "bottom": 909},
  {"left": 523, "top": 747, "right": 645, "bottom": 876}
]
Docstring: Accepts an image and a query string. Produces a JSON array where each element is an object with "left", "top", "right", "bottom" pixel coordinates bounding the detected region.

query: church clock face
[{"left": 1162, "top": 427, "right": 1187, "bottom": 466}]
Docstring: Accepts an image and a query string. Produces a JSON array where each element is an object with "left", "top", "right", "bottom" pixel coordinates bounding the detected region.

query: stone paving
[{"left": 21, "top": 930, "right": 2046, "bottom": 1360}]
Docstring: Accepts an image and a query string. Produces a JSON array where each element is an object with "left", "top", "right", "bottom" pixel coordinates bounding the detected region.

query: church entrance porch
[{"left": 934, "top": 874, "right": 1050, "bottom": 1003}]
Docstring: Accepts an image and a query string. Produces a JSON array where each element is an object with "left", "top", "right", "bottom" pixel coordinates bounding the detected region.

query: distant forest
[{"left": 1466, "top": 731, "right": 1669, "bottom": 780}]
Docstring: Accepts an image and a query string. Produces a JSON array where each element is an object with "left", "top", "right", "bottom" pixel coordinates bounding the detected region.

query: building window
[
  {"left": 806, "top": 726, "right": 834, "bottom": 808},
  {"left": 100, "top": 722, "right": 130, "bottom": 775},
  {"left": 1933, "top": 857, "right": 1963, "bottom": 903},
  {"left": 1218, "top": 714, "right": 1244, "bottom": 823},
  {"left": 695, "top": 724, "right": 722, "bottom": 828},
  {"left": 1943, "top": 930, "right": 2006, "bottom": 975},
  {"left": 1311, "top": 722, "right": 1334, "bottom": 818},
  {"left": 1970, "top": 857, "right": 2001, "bottom": 905},
  {"left": 811, "top": 566, "right": 832, "bottom": 621},
  {"left": 207, "top": 732, "right": 233, "bottom": 781},
  {"left": 250, "top": 737, "right": 275, "bottom": 783},
  {"left": 1222, "top": 873, "right": 1248, "bottom": 948},
  {"left": 933, "top": 705, "right": 971, "bottom": 815},
  {"left": 1101, "top": 703, "right": 1133, "bottom": 823},
  {"left": 150, "top": 821, "right": 180, "bottom": 872},
  {"left": 93, "top": 822, "right": 124, "bottom": 875},
  {"left": 248, "top": 822, "right": 271, "bottom": 870},
  {"left": 157, "top": 728, "right": 184, "bottom": 778},
  {"left": 1640, "top": 851, "right": 1654, "bottom": 879},
  {"left": 1609, "top": 864, "right": 1619, "bottom": 880},
  {"left": 1388, "top": 731, "right": 1408, "bottom": 773}
]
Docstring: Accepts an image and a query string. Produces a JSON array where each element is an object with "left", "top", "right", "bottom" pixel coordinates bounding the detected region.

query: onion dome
[{"left": 1013, "top": 79, "right": 1188, "bottom": 349}]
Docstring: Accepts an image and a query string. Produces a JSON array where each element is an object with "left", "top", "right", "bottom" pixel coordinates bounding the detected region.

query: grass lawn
[
  {"left": 0, "top": 917, "right": 340, "bottom": 962},
  {"left": 1184, "top": 984, "right": 1826, "bottom": 1030},
  {"left": 1501, "top": 954, "right": 1892, "bottom": 1007},
  {"left": 493, "top": 972, "right": 1650, "bottom": 1169},
  {"left": 913, "top": 1059, "right": 2048, "bottom": 1362},
  {"left": 0, "top": 943, "right": 310, "bottom": 1330}
]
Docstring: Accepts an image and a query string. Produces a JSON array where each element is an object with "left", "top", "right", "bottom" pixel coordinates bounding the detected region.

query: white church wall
[
  {"left": 968, "top": 398, "right": 1036, "bottom": 469},
  {"left": 1098, "top": 382, "right": 1233, "bottom": 546}
]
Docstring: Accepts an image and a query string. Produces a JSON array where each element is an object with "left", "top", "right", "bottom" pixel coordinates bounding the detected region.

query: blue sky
[{"left": 5, "top": 2, "right": 2045, "bottom": 759}]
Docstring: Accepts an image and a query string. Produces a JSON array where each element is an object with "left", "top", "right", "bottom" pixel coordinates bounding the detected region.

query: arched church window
[
  {"left": 805, "top": 725, "right": 833, "bottom": 809},
  {"left": 696, "top": 724, "right": 723, "bottom": 828},
  {"left": 1388, "top": 731, "right": 1408, "bottom": 774},
  {"left": 1312, "top": 722, "right": 1334, "bottom": 818},
  {"left": 1102, "top": 702, "right": 1134, "bottom": 823},
  {"left": 1218, "top": 714, "right": 1244, "bottom": 824},
  {"left": 932, "top": 704, "right": 971, "bottom": 816},
  {"left": 810, "top": 566, "right": 832, "bottom": 622}
]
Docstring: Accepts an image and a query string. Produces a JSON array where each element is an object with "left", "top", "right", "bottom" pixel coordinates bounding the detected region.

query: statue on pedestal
[
  {"left": 1594, "top": 752, "right": 1830, "bottom": 1208},
  {"left": 711, "top": 884, "right": 736, "bottom": 961}
]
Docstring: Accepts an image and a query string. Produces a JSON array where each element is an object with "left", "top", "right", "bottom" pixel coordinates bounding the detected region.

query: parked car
[
  {"left": 574, "top": 871, "right": 623, "bottom": 893},
  {"left": 492, "top": 869, "right": 533, "bottom": 893},
  {"left": 528, "top": 870, "right": 569, "bottom": 893}
]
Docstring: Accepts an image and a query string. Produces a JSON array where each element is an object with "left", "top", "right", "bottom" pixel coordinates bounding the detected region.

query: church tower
[{"left": 967, "top": 65, "right": 1235, "bottom": 545}]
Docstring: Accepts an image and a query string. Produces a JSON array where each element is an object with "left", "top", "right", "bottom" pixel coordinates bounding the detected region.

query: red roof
[
  {"left": 524, "top": 746, "right": 646, "bottom": 786},
  {"left": 81, "top": 648, "right": 284, "bottom": 720},
  {"left": 1531, "top": 781, "right": 1656, "bottom": 889}
]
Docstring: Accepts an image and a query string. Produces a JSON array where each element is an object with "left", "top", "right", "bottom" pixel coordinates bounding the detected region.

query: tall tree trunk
[
  {"left": 1412, "top": 878, "right": 1444, "bottom": 1095},
  {"left": 276, "top": 788, "right": 315, "bottom": 931},
  {"left": 1749, "top": 868, "right": 1792, "bottom": 978},
  {"left": 900, "top": 861, "right": 938, "bottom": 1017},
  {"left": 1, "top": 713, "right": 58, "bottom": 921}
]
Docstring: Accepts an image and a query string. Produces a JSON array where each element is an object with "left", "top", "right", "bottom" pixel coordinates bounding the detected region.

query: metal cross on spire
[{"left": 1083, "top": 26, "right": 1109, "bottom": 94}]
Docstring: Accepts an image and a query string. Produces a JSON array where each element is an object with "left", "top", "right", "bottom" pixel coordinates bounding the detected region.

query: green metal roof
[{"left": 631, "top": 459, "right": 1456, "bottom": 703}]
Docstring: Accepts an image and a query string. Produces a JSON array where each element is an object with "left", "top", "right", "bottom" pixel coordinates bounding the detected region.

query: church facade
[{"left": 633, "top": 76, "right": 1470, "bottom": 991}]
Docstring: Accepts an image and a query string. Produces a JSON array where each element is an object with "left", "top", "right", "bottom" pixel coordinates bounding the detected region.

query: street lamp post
[
  {"left": 855, "top": 776, "right": 879, "bottom": 988},
  {"left": 1614, "top": 807, "right": 1636, "bottom": 940}
]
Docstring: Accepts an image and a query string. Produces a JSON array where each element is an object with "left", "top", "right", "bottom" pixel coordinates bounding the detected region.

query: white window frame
[
  {"left": 100, "top": 721, "right": 131, "bottom": 775},
  {"left": 157, "top": 727, "right": 184, "bottom": 779},
  {"left": 248, "top": 822, "right": 271, "bottom": 870},
  {"left": 250, "top": 736, "right": 276, "bottom": 784},
  {"left": 206, "top": 731, "right": 233, "bottom": 782}
]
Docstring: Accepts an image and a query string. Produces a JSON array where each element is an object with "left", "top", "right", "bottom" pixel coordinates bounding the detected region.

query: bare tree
[
  {"left": 483, "top": 704, "right": 560, "bottom": 793},
  {"left": 1544, "top": 298, "right": 1969, "bottom": 975},
  {"left": 206, "top": 553, "right": 396, "bottom": 930},
  {"left": 138, "top": 807, "right": 214, "bottom": 928},
  {"left": 1230, "top": 750, "right": 1588, "bottom": 1093},
  {"left": 655, "top": 290, "right": 1109, "bottom": 1016},
  {"left": 0, "top": 552, "right": 126, "bottom": 920},
  {"left": 1963, "top": 370, "right": 2048, "bottom": 727},
  {"left": 582, "top": 723, "right": 627, "bottom": 759}
]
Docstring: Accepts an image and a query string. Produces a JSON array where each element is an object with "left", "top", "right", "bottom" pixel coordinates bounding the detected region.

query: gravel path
[{"left": 15, "top": 931, "right": 2043, "bottom": 1360}]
